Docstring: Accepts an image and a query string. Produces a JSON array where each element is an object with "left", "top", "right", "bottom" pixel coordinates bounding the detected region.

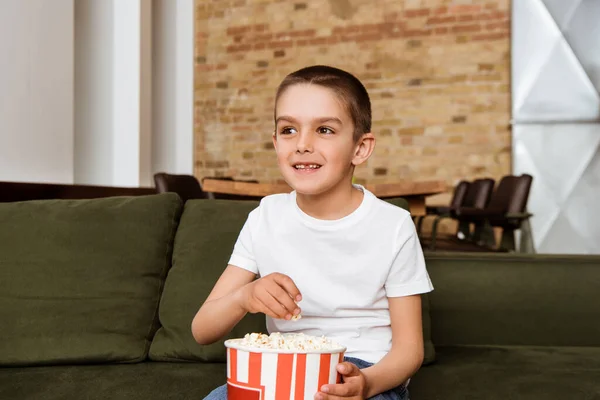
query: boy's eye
[
  {"left": 280, "top": 127, "right": 297, "bottom": 135},
  {"left": 318, "top": 127, "right": 334, "bottom": 135}
]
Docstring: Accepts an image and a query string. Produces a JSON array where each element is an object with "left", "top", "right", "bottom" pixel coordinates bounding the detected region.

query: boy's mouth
[{"left": 293, "top": 163, "right": 322, "bottom": 170}]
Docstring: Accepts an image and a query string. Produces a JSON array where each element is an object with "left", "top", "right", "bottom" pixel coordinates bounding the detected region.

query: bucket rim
[{"left": 224, "top": 339, "right": 347, "bottom": 354}]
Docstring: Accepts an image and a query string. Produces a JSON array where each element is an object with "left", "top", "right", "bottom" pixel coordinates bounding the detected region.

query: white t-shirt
[{"left": 228, "top": 185, "right": 433, "bottom": 363}]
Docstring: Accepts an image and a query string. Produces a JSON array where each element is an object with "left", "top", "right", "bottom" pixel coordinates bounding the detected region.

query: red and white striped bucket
[{"left": 224, "top": 340, "right": 346, "bottom": 400}]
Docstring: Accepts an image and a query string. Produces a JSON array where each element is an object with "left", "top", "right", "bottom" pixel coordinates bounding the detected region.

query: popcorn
[{"left": 232, "top": 332, "right": 342, "bottom": 351}]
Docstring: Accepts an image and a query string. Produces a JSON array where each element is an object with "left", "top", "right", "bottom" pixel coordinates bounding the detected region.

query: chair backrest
[
  {"left": 487, "top": 174, "right": 532, "bottom": 212},
  {"left": 507, "top": 174, "right": 533, "bottom": 214},
  {"left": 462, "top": 178, "right": 495, "bottom": 209},
  {"left": 449, "top": 180, "right": 470, "bottom": 209},
  {"left": 153, "top": 173, "right": 210, "bottom": 202}
]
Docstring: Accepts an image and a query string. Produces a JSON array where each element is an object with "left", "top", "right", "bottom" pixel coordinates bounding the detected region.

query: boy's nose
[{"left": 296, "top": 131, "right": 313, "bottom": 153}]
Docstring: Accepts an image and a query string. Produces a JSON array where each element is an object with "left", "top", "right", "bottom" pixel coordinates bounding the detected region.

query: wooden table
[{"left": 202, "top": 179, "right": 447, "bottom": 216}]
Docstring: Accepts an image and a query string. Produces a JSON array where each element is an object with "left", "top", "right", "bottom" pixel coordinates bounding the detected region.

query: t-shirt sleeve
[
  {"left": 385, "top": 214, "right": 434, "bottom": 297},
  {"left": 227, "top": 207, "right": 259, "bottom": 274}
]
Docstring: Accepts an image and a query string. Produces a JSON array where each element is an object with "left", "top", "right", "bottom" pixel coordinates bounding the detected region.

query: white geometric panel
[
  {"left": 562, "top": 0, "right": 600, "bottom": 93},
  {"left": 563, "top": 150, "right": 600, "bottom": 252},
  {"left": 514, "top": 124, "right": 600, "bottom": 203},
  {"left": 516, "top": 38, "right": 600, "bottom": 122},
  {"left": 513, "top": 124, "right": 600, "bottom": 254},
  {"left": 513, "top": 0, "right": 600, "bottom": 254},
  {"left": 541, "top": 0, "right": 581, "bottom": 31},
  {"left": 539, "top": 213, "right": 591, "bottom": 254},
  {"left": 512, "top": 0, "right": 562, "bottom": 115}
]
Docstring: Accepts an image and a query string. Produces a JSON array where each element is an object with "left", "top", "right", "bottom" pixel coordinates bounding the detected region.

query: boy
[{"left": 192, "top": 65, "right": 433, "bottom": 400}]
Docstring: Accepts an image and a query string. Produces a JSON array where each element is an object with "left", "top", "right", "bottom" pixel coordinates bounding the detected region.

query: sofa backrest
[
  {"left": 0, "top": 193, "right": 182, "bottom": 366},
  {"left": 426, "top": 252, "right": 600, "bottom": 347}
]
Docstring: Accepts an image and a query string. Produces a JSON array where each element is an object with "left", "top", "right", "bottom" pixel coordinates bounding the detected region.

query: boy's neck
[{"left": 295, "top": 183, "right": 364, "bottom": 220}]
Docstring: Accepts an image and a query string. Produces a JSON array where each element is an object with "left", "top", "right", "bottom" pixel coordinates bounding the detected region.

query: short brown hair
[{"left": 274, "top": 65, "right": 372, "bottom": 142}]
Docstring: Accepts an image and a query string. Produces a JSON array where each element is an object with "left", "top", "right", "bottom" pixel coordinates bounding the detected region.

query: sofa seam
[{"left": 143, "top": 195, "right": 183, "bottom": 361}]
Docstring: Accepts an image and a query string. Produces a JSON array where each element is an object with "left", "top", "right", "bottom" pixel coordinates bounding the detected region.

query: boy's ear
[{"left": 352, "top": 133, "right": 375, "bottom": 166}]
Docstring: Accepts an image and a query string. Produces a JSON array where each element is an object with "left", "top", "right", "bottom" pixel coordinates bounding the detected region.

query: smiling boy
[{"left": 193, "top": 65, "right": 433, "bottom": 400}]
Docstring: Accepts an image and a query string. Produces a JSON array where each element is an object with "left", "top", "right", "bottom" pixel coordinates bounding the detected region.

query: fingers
[
  {"left": 315, "top": 363, "right": 363, "bottom": 399},
  {"left": 337, "top": 362, "right": 360, "bottom": 377},
  {"left": 257, "top": 289, "right": 295, "bottom": 320},
  {"left": 271, "top": 273, "right": 302, "bottom": 302},
  {"left": 247, "top": 273, "right": 302, "bottom": 319},
  {"left": 315, "top": 383, "right": 358, "bottom": 399},
  {"left": 264, "top": 273, "right": 301, "bottom": 319}
]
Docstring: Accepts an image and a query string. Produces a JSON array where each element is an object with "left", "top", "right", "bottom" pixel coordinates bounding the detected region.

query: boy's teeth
[{"left": 295, "top": 164, "right": 320, "bottom": 169}]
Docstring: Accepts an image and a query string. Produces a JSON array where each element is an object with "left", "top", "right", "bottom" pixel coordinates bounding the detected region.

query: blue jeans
[{"left": 204, "top": 356, "right": 409, "bottom": 400}]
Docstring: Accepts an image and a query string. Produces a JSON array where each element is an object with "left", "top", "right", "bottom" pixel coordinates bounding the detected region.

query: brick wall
[{"left": 194, "top": 0, "right": 511, "bottom": 190}]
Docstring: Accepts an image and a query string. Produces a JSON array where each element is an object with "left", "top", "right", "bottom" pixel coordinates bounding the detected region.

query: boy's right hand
[{"left": 238, "top": 273, "right": 302, "bottom": 320}]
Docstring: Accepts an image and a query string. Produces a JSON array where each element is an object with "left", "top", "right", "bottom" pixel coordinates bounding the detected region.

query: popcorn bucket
[{"left": 224, "top": 339, "right": 346, "bottom": 400}]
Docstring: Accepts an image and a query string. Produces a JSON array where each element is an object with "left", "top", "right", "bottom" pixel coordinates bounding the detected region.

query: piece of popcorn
[{"left": 236, "top": 332, "right": 341, "bottom": 351}]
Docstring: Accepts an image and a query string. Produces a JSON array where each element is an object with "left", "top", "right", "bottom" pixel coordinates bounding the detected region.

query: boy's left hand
[{"left": 314, "top": 362, "right": 367, "bottom": 400}]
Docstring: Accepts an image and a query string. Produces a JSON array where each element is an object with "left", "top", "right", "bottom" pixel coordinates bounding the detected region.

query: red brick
[
  {"left": 309, "top": 37, "right": 328, "bottom": 46},
  {"left": 252, "top": 33, "right": 273, "bottom": 42},
  {"left": 226, "top": 26, "right": 251, "bottom": 36},
  {"left": 226, "top": 44, "right": 252, "bottom": 53},
  {"left": 359, "top": 23, "right": 381, "bottom": 33},
  {"left": 253, "top": 43, "right": 266, "bottom": 50},
  {"left": 253, "top": 24, "right": 268, "bottom": 32},
  {"left": 435, "top": 27, "right": 449, "bottom": 35},
  {"left": 434, "top": 6, "right": 448, "bottom": 15},
  {"left": 401, "top": 137, "right": 413, "bottom": 145},
  {"left": 355, "top": 33, "right": 382, "bottom": 42},
  {"left": 384, "top": 12, "right": 399, "bottom": 22},
  {"left": 427, "top": 16, "right": 456, "bottom": 25},
  {"left": 268, "top": 40, "right": 293, "bottom": 49},
  {"left": 449, "top": 4, "right": 482, "bottom": 14},
  {"left": 405, "top": 8, "right": 430, "bottom": 18},
  {"left": 404, "top": 29, "right": 433, "bottom": 37},
  {"left": 333, "top": 26, "right": 355, "bottom": 34},
  {"left": 472, "top": 32, "right": 509, "bottom": 41},
  {"left": 275, "top": 29, "right": 316, "bottom": 39},
  {"left": 452, "top": 24, "right": 482, "bottom": 33}
]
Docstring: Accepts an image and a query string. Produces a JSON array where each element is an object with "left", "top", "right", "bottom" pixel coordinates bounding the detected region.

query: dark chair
[
  {"left": 415, "top": 180, "right": 470, "bottom": 235},
  {"left": 429, "top": 174, "right": 534, "bottom": 253},
  {"left": 422, "top": 178, "right": 495, "bottom": 248},
  {"left": 153, "top": 173, "right": 211, "bottom": 202}
]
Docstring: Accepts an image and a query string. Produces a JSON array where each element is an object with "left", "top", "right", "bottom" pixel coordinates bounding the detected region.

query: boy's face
[{"left": 273, "top": 84, "right": 373, "bottom": 197}]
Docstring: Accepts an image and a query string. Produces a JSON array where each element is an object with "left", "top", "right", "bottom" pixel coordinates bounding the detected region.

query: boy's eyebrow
[{"left": 276, "top": 116, "right": 343, "bottom": 125}]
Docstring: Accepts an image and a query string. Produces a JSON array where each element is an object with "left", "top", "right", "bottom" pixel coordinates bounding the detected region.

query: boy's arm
[
  {"left": 191, "top": 265, "right": 256, "bottom": 345},
  {"left": 191, "top": 265, "right": 302, "bottom": 345},
  {"left": 362, "top": 294, "right": 424, "bottom": 397}
]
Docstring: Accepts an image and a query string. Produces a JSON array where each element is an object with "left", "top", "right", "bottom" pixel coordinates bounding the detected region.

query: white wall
[
  {"left": 151, "top": 0, "right": 194, "bottom": 176},
  {"left": 74, "top": 0, "right": 114, "bottom": 184},
  {"left": 0, "top": 0, "right": 193, "bottom": 186},
  {"left": 0, "top": 0, "right": 74, "bottom": 184},
  {"left": 75, "top": 0, "right": 153, "bottom": 187}
]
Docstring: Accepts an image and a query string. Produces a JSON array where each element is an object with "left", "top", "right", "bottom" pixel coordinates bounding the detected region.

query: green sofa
[{"left": 1, "top": 194, "right": 599, "bottom": 399}]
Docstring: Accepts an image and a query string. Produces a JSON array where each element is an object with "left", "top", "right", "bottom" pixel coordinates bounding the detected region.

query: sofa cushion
[
  {"left": 410, "top": 345, "right": 600, "bottom": 399},
  {"left": 151, "top": 197, "right": 435, "bottom": 365},
  {"left": 424, "top": 252, "right": 600, "bottom": 347},
  {"left": 149, "top": 200, "right": 266, "bottom": 362},
  {"left": 0, "top": 194, "right": 182, "bottom": 366},
  {"left": 0, "top": 362, "right": 226, "bottom": 400}
]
